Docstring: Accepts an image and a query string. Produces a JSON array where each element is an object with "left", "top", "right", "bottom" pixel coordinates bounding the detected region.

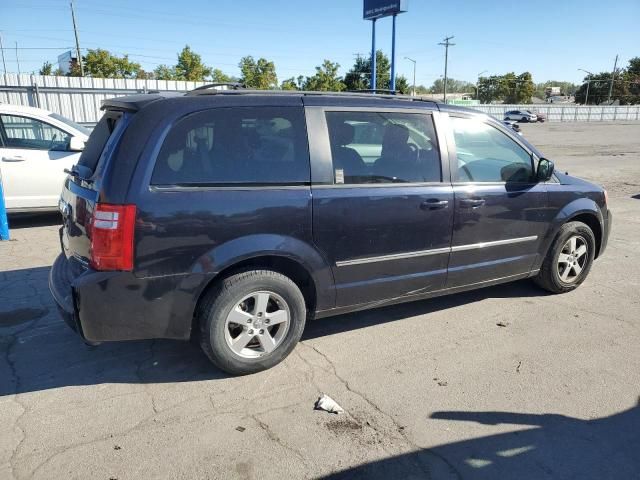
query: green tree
[
  {"left": 504, "top": 72, "right": 534, "bottom": 103},
  {"left": 623, "top": 57, "right": 640, "bottom": 104},
  {"left": 429, "top": 77, "right": 475, "bottom": 94},
  {"left": 239, "top": 56, "right": 278, "bottom": 89},
  {"left": 302, "top": 60, "right": 345, "bottom": 91},
  {"left": 344, "top": 51, "right": 391, "bottom": 91},
  {"left": 39, "top": 61, "right": 53, "bottom": 76},
  {"left": 394, "top": 74, "right": 410, "bottom": 94},
  {"left": 533, "top": 80, "right": 578, "bottom": 99},
  {"left": 154, "top": 64, "right": 176, "bottom": 80},
  {"left": 211, "top": 68, "right": 233, "bottom": 84},
  {"left": 574, "top": 72, "right": 629, "bottom": 105},
  {"left": 281, "top": 77, "right": 299, "bottom": 90},
  {"left": 477, "top": 75, "right": 509, "bottom": 104},
  {"left": 174, "top": 45, "right": 212, "bottom": 81},
  {"left": 476, "top": 72, "right": 534, "bottom": 104},
  {"left": 135, "top": 69, "right": 153, "bottom": 80},
  {"left": 81, "top": 49, "right": 142, "bottom": 78}
]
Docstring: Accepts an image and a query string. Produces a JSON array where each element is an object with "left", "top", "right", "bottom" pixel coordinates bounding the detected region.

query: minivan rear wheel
[
  {"left": 198, "top": 270, "right": 306, "bottom": 375},
  {"left": 534, "top": 221, "right": 596, "bottom": 293}
]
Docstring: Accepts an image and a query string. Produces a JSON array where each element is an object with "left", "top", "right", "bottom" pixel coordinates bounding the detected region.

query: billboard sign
[{"left": 363, "top": 0, "right": 408, "bottom": 20}]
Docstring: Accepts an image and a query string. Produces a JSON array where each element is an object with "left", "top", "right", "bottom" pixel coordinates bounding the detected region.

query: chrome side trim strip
[
  {"left": 335, "top": 235, "right": 538, "bottom": 267},
  {"left": 450, "top": 235, "right": 538, "bottom": 253},
  {"left": 335, "top": 247, "right": 450, "bottom": 267}
]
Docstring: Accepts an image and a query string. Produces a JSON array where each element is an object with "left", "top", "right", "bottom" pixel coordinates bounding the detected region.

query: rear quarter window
[
  {"left": 77, "top": 112, "right": 122, "bottom": 172},
  {"left": 151, "top": 106, "right": 310, "bottom": 186}
]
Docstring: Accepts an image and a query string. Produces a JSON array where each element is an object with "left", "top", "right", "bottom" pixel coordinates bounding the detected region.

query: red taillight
[{"left": 89, "top": 203, "right": 136, "bottom": 271}]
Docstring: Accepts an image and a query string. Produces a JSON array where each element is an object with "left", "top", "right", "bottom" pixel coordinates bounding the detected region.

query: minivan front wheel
[
  {"left": 534, "top": 221, "right": 596, "bottom": 293},
  {"left": 199, "top": 270, "right": 306, "bottom": 375}
]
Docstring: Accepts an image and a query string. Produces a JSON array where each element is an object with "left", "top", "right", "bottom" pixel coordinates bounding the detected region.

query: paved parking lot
[{"left": 1, "top": 122, "right": 639, "bottom": 479}]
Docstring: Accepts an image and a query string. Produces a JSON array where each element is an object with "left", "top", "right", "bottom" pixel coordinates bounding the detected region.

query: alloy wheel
[
  {"left": 224, "top": 291, "right": 290, "bottom": 359},
  {"left": 557, "top": 235, "right": 589, "bottom": 283}
]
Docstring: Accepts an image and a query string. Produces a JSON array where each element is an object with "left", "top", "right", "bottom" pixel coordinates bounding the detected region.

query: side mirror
[
  {"left": 536, "top": 158, "right": 554, "bottom": 182},
  {"left": 68, "top": 136, "right": 86, "bottom": 152}
]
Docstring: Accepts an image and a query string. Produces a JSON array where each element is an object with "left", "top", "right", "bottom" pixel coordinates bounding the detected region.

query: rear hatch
[
  {"left": 59, "top": 110, "right": 128, "bottom": 273},
  {"left": 59, "top": 94, "right": 170, "bottom": 275}
]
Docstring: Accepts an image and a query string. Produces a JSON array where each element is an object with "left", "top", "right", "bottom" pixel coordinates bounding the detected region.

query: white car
[
  {"left": 503, "top": 110, "right": 537, "bottom": 123},
  {"left": 0, "top": 104, "right": 89, "bottom": 212}
]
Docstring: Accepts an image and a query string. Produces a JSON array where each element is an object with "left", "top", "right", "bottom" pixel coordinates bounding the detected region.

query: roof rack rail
[
  {"left": 348, "top": 89, "right": 398, "bottom": 95},
  {"left": 189, "top": 82, "right": 245, "bottom": 92},
  {"left": 183, "top": 88, "right": 440, "bottom": 104}
]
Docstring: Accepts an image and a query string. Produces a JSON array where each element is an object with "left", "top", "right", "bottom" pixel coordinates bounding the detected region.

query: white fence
[
  {"left": 469, "top": 104, "right": 640, "bottom": 122},
  {"left": 0, "top": 74, "right": 208, "bottom": 125},
  {"left": 2, "top": 74, "right": 640, "bottom": 124}
]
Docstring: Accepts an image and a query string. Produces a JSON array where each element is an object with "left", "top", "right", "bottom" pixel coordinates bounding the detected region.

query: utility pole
[
  {"left": 0, "top": 33, "right": 7, "bottom": 75},
  {"left": 15, "top": 42, "right": 20, "bottom": 75},
  {"left": 70, "top": 0, "right": 84, "bottom": 76},
  {"left": 438, "top": 36, "right": 455, "bottom": 103},
  {"left": 607, "top": 54, "right": 618, "bottom": 105},
  {"left": 405, "top": 57, "right": 416, "bottom": 96},
  {"left": 578, "top": 68, "right": 593, "bottom": 105}
]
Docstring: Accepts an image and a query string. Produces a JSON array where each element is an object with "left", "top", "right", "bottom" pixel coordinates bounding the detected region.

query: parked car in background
[
  {"left": 50, "top": 90, "right": 612, "bottom": 375},
  {"left": 0, "top": 104, "right": 89, "bottom": 212},
  {"left": 502, "top": 120, "right": 522, "bottom": 135},
  {"left": 504, "top": 110, "right": 537, "bottom": 123},
  {"left": 533, "top": 111, "right": 547, "bottom": 122}
]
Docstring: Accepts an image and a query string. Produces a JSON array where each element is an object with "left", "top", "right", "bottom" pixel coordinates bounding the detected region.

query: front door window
[{"left": 0, "top": 114, "right": 72, "bottom": 151}]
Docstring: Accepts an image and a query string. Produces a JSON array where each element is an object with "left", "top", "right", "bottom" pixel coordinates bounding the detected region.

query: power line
[{"left": 8, "top": 47, "right": 73, "bottom": 50}]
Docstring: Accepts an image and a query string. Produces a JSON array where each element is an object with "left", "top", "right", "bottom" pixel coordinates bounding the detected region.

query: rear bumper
[
  {"left": 49, "top": 253, "right": 200, "bottom": 342},
  {"left": 49, "top": 253, "right": 93, "bottom": 342}
]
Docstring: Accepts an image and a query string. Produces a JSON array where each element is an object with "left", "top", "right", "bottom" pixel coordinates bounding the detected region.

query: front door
[
  {"left": 307, "top": 107, "right": 454, "bottom": 307},
  {"left": 0, "top": 114, "right": 79, "bottom": 210},
  {"left": 444, "top": 114, "right": 548, "bottom": 288}
]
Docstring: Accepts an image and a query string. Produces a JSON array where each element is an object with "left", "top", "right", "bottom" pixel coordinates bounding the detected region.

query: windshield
[{"left": 49, "top": 112, "right": 91, "bottom": 136}]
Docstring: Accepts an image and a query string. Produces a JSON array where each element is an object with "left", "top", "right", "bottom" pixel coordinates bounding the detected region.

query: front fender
[
  {"left": 185, "top": 234, "right": 335, "bottom": 311},
  {"left": 537, "top": 197, "right": 604, "bottom": 262}
]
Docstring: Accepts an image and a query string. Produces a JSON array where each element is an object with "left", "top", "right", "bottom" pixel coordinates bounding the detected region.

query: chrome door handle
[
  {"left": 459, "top": 198, "right": 486, "bottom": 208},
  {"left": 2, "top": 156, "right": 25, "bottom": 162},
  {"left": 420, "top": 199, "right": 449, "bottom": 210}
]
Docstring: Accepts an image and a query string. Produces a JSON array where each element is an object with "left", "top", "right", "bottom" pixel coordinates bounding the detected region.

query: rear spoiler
[{"left": 101, "top": 93, "right": 178, "bottom": 112}]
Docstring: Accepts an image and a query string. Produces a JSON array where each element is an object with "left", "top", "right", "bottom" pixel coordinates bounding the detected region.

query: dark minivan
[{"left": 50, "top": 89, "right": 612, "bottom": 374}]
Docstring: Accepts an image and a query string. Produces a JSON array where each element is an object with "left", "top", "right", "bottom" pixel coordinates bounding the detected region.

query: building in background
[{"left": 57, "top": 50, "right": 78, "bottom": 75}]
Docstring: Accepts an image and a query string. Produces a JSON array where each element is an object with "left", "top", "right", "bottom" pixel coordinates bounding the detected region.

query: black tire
[
  {"left": 534, "top": 221, "right": 596, "bottom": 293},
  {"left": 198, "top": 270, "right": 306, "bottom": 375}
]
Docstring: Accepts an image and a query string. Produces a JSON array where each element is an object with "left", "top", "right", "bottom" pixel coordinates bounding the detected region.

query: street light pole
[{"left": 405, "top": 57, "right": 416, "bottom": 96}]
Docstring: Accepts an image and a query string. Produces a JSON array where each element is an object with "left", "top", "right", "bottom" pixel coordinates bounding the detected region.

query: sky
[{"left": 1, "top": 0, "right": 639, "bottom": 86}]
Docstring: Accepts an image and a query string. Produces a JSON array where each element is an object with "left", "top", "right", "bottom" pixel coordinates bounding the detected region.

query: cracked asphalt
[{"left": 1, "top": 122, "right": 639, "bottom": 479}]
